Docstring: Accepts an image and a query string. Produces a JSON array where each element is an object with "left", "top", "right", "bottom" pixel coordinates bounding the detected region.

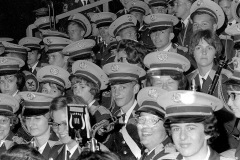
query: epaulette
[{"left": 221, "top": 68, "right": 233, "bottom": 78}]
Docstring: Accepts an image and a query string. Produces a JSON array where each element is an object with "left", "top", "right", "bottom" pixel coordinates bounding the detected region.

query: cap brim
[
  {"left": 0, "top": 111, "right": 14, "bottom": 117},
  {"left": 224, "top": 79, "right": 240, "bottom": 85},
  {"left": 109, "top": 79, "right": 136, "bottom": 85},
  {"left": 164, "top": 115, "right": 208, "bottom": 125},
  {"left": 0, "top": 70, "right": 19, "bottom": 76},
  {"left": 136, "top": 108, "right": 164, "bottom": 119},
  {"left": 23, "top": 108, "right": 49, "bottom": 117}
]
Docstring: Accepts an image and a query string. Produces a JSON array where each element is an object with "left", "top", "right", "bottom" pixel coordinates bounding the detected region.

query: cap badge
[
  {"left": 158, "top": 53, "right": 168, "bottom": 61},
  {"left": 197, "top": 0, "right": 203, "bottom": 6},
  {"left": 128, "top": 15, "right": 133, "bottom": 21},
  {"left": 50, "top": 68, "right": 59, "bottom": 75},
  {"left": 150, "top": 15, "right": 156, "bottom": 21},
  {"left": 111, "top": 64, "right": 119, "bottom": 72},
  {"left": 46, "top": 38, "right": 52, "bottom": 44},
  {"left": 79, "top": 62, "right": 87, "bottom": 69},
  {"left": 27, "top": 93, "right": 35, "bottom": 100},
  {"left": 237, "top": 24, "right": 240, "bottom": 32},
  {"left": 0, "top": 58, "right": 7, "bottom": 64},
  {"left": 148, "top": 89, "right": 158, "bottom": 99},
  {"left": 172, "top": 93, "right": 181, "bottom": 103}
]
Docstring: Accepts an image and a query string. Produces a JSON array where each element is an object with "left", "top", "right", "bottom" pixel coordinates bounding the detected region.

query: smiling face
[
  {"left": 150, "top": 28, "right": 173, "bottom": 50},
  {"left": 193, "top": 38, "right": 216, "bottom": 68},
  {"left": 0, "top": 116, "right": 11, "bottom": 141},
  {"left": 137, "top": 112, "right": 166, "bottom": 150},
  {"left": 52, "top": 109, "right": 71, "bottom": 144},
  {"left": 25, "top": 115, "right": 49, "bottom": 137},
  {"left": 0, "top": 75, "right": 18, "bottom": 95},
  {"left": 149, "top": 75, "right": 179, "bottom": 91},
  {"left": 171, "top": 123, "right": 209, "bottom": 159}
]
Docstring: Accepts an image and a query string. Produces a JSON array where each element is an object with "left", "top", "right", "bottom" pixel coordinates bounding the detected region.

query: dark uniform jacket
[
  {"left": 187, "top": 66, "right": 235, "bottom": 152},
  {"left": 140, "top": 136, "right": 176, "bottom": 160},
  {"left": 110, "top": 102, "right": 141, "bottom": 160},
  {"left": 177, "top": 20, "right": 193, "bottom": 48},
  {"left": 48, "top": 143, "right": 81, "bottom": 160},
  {"left": 0, "top": 131, "right": 25, "bottom": 155},
  {"left": 29, "top": 129, "right": 59, "bottom": 160}
]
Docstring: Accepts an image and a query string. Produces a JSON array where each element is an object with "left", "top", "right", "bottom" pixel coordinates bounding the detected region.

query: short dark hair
[
  {"left": 117, "top": 39, "right": 147, "bottom": 68},
  {"left": 16, "top": 72, "right": 26, "bottom": 91},
  {"left": 0, "top": 144, "right": 45, "bottom": 160},
  {"left": 78, "top": 151, "right": 120, "bottom": 160},
  {"left": 189, "top": 30, "right": 223, "bottom": 65},
  {"left": 146, "top": 70, "right": 188, "bottom": 90},
  {"left": 50, "top": 95, "right": 87, "bottom": 118}
]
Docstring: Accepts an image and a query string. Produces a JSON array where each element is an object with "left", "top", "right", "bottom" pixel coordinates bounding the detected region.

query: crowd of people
[{"left": 1, "top": 0, "right": 240, "bottom": 159}]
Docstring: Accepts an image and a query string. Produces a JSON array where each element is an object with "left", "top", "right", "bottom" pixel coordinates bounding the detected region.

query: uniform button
[
  {"left": 122, "top": 141, "right": 126, "bottom": 144},
  {"left": 123, "top": 151, "right": 127, "bottom": 154},
  {"left": 236, "top": 157, "right": 239, "bottom": 160}
]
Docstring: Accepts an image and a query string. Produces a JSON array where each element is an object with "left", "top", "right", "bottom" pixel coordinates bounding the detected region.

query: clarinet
[{"left": 207, "top": 56, "right": 228, "bottom": 95}]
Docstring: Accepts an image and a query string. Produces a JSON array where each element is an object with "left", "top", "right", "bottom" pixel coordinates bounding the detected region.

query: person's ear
[
  {"left": 169, "top": 33, "right": 174, "bottom": 41},
  {"left": 80, "top": 30, "right": 86, "bottom": 37},
  {"left": 116, "top": 36, "right": 122, "bottom": 41},
  {"left": 133, "top": 83, "right": 140, "bottom": 94},
  {"left": 37, "top": 53, "right": 41, "bottom": 60},
  {"left": 213, "top": 23, "right": 217, "bottom": 33}
]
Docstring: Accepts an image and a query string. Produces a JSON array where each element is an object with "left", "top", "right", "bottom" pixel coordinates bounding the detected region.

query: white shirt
[
  {"left": 66, "top": 143, "right": 79, "bottom": 158},
  {"left": 38, "top": 141, "right": 48, "bottom": 154},
  {"left": 0, "top": 140, "right": 4, "bottom": 147},
  {"left": 124, "top": 100, "right": 137, "bottom": 124},
  {"left": 29, "top": 61, "right": 39, "bottom": 73},
  {"left": 199, "top": 70, "right": 211, "bottom": 88},
  {"left": 162, "top": 43, "right": 172, "bottom": 52},
  {"left": 183, "top": 15, "right": 190, "bottom": 28}
]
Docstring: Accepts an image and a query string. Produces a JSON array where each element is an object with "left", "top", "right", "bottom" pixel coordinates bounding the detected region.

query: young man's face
[
  {"left": 150, "top": 28, "right": 173, "bottom": 50},
  {"left": 118, "top": 27, "right": 137, "bottom": 41},
  {"left": 151, "top": 6, "right": 167, "bottom": 14},
  {"left": 219, "top": 0, "right": 233, "bottom": 22},
  {"left": 111, "top": 82, "right": 138, "bottom": 107},
  {"left": 175, "top": 0, "right": 189, "bottom": 19},
  {"left": 171, "top": 123, "right": 209, "bottom": 159},
  {"left": 137, "top": 112, "right": 166, "bottom": 151},
  {"left": 67, "top": 24, "right": 85, "bottom": 41},
  {"left": 27, "top": 50, "right": 40, "bottom": 67},
  {"left": 192, "top": 14, "right": 217, "bottom": 33},
  {"left": 98, "top": 26, "right": 110, "bottom": 41},
  {"left": 48, "top": 52, "right": 65, "bottom": 68},
  {"left": 0, "top": 75, "right": 18, "bottom": 95}
]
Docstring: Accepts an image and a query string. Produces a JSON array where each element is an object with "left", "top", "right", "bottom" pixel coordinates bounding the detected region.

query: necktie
[{"left": 202, "top": 78, "right": 206, "bottom": 88}]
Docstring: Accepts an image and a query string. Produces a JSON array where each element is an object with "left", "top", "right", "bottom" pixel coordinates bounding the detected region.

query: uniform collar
[{"left": 124, "top": 100, "right": 137, "bottom": 123}]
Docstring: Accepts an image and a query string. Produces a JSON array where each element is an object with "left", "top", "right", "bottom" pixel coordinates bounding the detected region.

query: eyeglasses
[
  {"left": 136, "top": 116, "right": 162, "bottom": 126},
  {"left": 0, "top": 118, "right": 10, "bottom": 125},
  {"left": 228, "top": 92, "right": 240, "bottom": 101},
  {"left": 52, "top": 122, "right": 67, "bottom": 129}
]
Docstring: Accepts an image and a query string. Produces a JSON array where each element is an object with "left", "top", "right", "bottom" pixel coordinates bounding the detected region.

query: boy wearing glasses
[
  {"left": 136, "top": 87, "right": 176, "bottom": 160},
  {"left": 103, "top": 62, "right": 145, "bottom": 160}
]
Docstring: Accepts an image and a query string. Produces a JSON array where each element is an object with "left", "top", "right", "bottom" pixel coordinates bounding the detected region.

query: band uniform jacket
[
  {"left": 29, "top": 129, "right": 59, "bottom": 160},
  {"left": 140, "top": 136, "right": 176, "bottom": 160},
  {"left": 110, "top": 103, "right": 141, "bottom": 160},
  {"left": 48, "top": 143, "right": 81, "bottom": 160},
  {"left": 0, "top": 131, "right": 26, "bottom": 155},
  {"left": 187, "top": 66, "right": 236, "bottom": 152},
  {"left": 177, "top": 20, "right": 193, "bottom": 48}
]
